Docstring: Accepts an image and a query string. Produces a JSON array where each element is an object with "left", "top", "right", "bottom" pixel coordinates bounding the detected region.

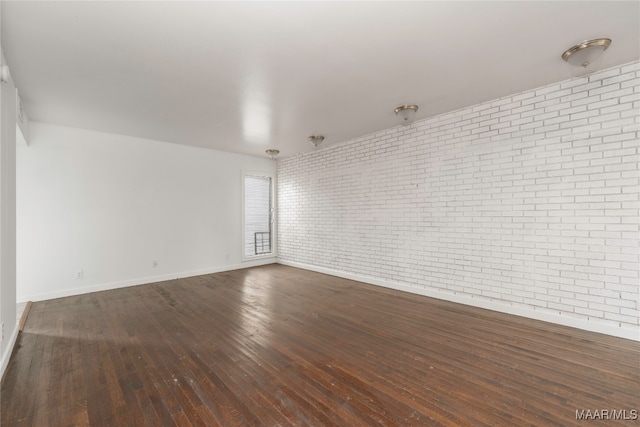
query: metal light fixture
[
  {"left": 394, "top": 105, "right": 419, "bottom": 126},
  {"left": 265, "top": 149, "right": 280, "bottom": 159},
  {"left": 308, "top": 135, "right": 325, "bottom": 147},
  {"left": 562, "top": 38, "right": 611, "bottom": 75}
]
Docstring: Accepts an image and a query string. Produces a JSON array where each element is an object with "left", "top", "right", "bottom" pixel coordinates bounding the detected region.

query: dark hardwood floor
[{"left": 2, "top": 264, "right": 638, "bottom": 426}]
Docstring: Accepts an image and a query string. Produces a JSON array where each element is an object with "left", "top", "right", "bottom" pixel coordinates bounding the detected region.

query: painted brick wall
[{"left": 277, "top": 61, "right": 640, "bottom": 338}]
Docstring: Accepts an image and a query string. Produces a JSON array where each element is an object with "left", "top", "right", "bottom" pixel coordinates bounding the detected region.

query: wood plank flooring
[{"left": 2, "top": 264, "right": 639, "bottom": 426}]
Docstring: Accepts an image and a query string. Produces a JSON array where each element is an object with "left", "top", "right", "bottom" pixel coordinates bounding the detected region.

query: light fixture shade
[
  {"left": 308, "top": 135, "right": 325, "bottom": 147},
  {"left": 394, "top": 105, "right": 419, "bottom": 126},
  {"left": 265, "top": 149, "right": 279, "bottom": 159},
  {"left": 562, "top": 38, "right": 611, "bottom": 76}
]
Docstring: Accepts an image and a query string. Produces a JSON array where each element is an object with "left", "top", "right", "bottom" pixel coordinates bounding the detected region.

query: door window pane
[{"left": 244, "top": 174, "right": 273, "bottom": 258}]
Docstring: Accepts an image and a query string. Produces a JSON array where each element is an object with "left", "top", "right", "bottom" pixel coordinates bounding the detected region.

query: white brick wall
[{"left": 277, "top": 61, "right": 640, "bottom": 339}]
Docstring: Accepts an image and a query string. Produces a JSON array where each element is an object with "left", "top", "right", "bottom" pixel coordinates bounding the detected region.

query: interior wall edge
[
  {"left": 0, "top": 323, "right": 19, "bottom": 382},
  {"left": 276, "top": 259, "right": 640, "bottom": 342}
]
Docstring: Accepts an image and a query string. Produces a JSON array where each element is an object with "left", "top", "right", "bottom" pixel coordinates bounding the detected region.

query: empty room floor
[{"left": 2, "top": 264, "right": 638, "bottom": 426}]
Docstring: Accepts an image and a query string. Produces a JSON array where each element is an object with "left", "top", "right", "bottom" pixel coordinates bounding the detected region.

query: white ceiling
[{"left": 2, "top": 1, "right": 639, "bottom": 158}]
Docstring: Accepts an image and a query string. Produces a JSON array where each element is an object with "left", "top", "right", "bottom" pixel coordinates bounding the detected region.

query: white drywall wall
[{"left": 17, "top": 122, "right": 276, "bottom": 301}]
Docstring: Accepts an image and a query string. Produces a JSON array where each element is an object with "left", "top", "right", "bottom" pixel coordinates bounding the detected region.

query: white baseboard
[
  {"left": 17, "top": 258, "right": 276, "bottom": 303},
  {"left": 277, "top": 259, "right": 640, "bottom": 342},
  {"left": 15, "top": 257, "right": 638, "bottom": 341},
  {"left": 1, "top": 323, "right": 19, "bottom": 382}
]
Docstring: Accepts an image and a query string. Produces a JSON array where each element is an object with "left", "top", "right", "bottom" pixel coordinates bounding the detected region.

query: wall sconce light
[
  {"left": 562, "top": 38, "right": 611, "bottom": 75},
  {"left": 394, "top": 105, "right": 419, "bottom": 126},
  {"left": 308, "top": 135, "right": 325, "bottom": 147},
  {"left": 265, "top": 149, "right": 280, "bottom": 159}
]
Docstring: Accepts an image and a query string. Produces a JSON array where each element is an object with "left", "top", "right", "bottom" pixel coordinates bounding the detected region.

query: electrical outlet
[
  {"left": 76, "top": 270, "right": 83, "bottom": 279},
  {"left": 152, "top": 260, "right": 158, "bottom": 268}
]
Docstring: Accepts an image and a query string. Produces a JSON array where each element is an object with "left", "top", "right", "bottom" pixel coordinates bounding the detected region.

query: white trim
[
  {"left": 276, "top": 259, "right": 640, "bottom": 342},
  {"left": 0, "top": 323, "right": 19, "bottom": 381},
  {"left": 242, "top": 170, "right": 276, "bottom": 262},
  {"left": 17, "top": 258, "right": 276, "bottom": 303}
]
